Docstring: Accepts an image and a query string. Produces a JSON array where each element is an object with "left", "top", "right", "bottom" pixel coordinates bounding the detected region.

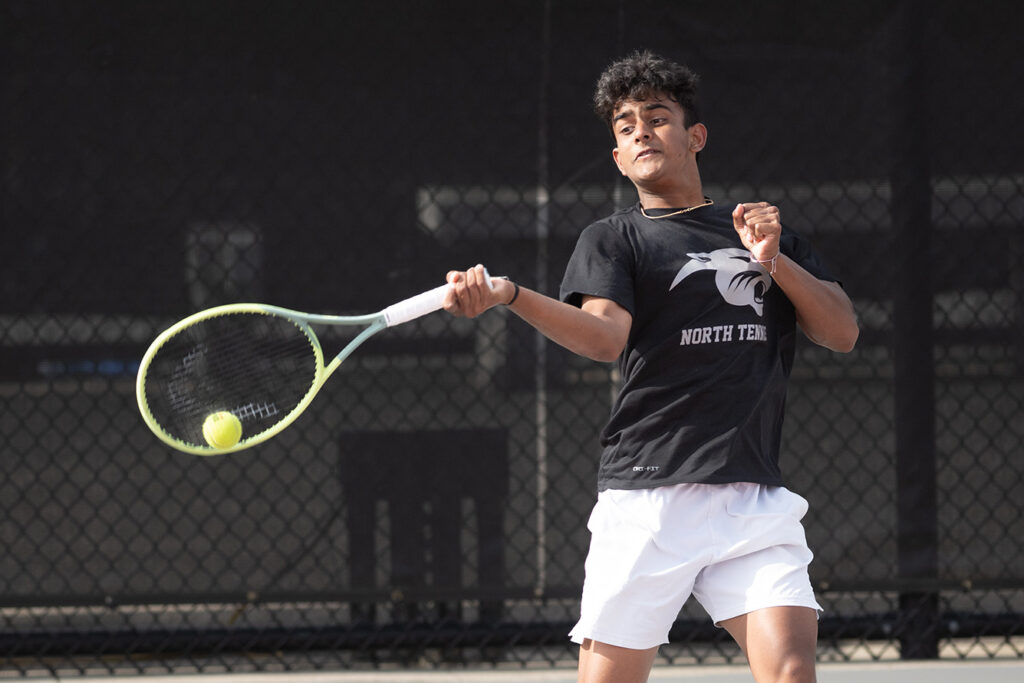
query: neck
[{"left": 635, "top": 176, "right": 705, "bottom": 210}]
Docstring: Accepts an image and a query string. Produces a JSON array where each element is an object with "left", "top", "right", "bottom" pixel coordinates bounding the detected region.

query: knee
[{"left": 773, "top": 652, "right": 816, "bottom": 683}]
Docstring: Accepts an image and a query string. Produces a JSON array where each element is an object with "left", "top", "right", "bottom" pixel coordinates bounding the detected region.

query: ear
[
  {"left": 688, "top": 123, "right": 708, "bottom": 152},
  {"left": 611, "top": 147, "right": 628, "bottom": 176}
]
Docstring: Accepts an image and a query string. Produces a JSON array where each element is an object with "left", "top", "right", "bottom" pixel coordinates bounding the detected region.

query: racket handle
[
  {"left": 382, "top": 269, "right": 500, "bottom": 327},
  {"left": 382, "top": 283, "right": 451, "bottom": 326}
]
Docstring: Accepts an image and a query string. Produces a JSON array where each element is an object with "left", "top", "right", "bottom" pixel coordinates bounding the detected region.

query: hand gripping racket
[{"left": 136, "top": 275, "right": 490, "bottom": 455}]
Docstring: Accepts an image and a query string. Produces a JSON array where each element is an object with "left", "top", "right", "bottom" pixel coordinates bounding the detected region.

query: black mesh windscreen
[{"left": 2, "top": 0, "right": 1022, "bottom": 676}]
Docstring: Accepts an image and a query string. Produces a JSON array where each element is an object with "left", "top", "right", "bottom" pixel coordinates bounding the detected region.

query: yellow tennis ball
[{"left": 202, "top": 411, "right": 242, "bottom": 449}]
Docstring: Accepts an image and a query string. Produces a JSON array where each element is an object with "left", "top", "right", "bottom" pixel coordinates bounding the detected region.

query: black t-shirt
[{"left": 559, "top": 202, "right": 838, "bottom": 492}]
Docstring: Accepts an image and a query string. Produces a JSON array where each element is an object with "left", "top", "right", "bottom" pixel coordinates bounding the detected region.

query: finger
[
  {"left": 476, "top": 264, "right": 498, "bottom": 297},
  {"left": 746, "top": 219, "right": 780, "bottom": 239},
  {"left": 732, "top": 203, "right": 746, "bottom": 230},
  {"left": 753, "top": 211, "right": 781, "bottom": 228},
  {"left": 735, "top": 205, "right": 762, "bottom": 243},
  {"left": 743, "top": 206, "right": 779, "bottom": 224},
  {"left": 466, "top": 264, "right": 485, "bottom": 296},
  {"left": 442, "top": 275, "right": 464, "bottom": 314},
  {"left": 442, "top": 286, "right": 459, "bottom": 311},
  {"left": 460, "top": 265, "right": 487, "bottom": 312}
]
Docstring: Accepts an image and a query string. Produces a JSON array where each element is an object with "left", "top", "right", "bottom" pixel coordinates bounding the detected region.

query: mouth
[{"left": 635, "top": 148, "right": 659, "bottom": 161}]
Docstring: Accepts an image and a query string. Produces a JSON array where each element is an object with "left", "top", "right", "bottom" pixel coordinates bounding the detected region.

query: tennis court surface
[{"left": 19, "top": 659, "right": 1024, "bottom": 682}]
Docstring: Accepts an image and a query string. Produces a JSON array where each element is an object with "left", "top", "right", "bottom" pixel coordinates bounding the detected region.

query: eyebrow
[{"left": 612, "top": 102, "right": 672, "bottom": 123}]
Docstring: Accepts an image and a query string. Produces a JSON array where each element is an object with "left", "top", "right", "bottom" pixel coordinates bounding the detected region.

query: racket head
[{"left": 136, "top": 304, "right": 327, "bottom": 455}]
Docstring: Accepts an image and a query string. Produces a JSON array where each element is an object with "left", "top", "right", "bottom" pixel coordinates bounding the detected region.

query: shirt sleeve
[
  {"left": 558, "top": 220, "right": 636, "bottom": 315},
  {"left": 782, "top": 229, "right": 842, "bottom": 286}
]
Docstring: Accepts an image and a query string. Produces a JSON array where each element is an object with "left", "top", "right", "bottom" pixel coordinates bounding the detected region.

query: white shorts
[{"left": 569, "top": 482, "right": 822, "bottom": 650}]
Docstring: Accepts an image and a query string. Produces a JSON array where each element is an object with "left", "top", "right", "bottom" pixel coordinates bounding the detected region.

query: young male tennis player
[{"left": 443, "top": 51, "right": 858, "bottom": 683}]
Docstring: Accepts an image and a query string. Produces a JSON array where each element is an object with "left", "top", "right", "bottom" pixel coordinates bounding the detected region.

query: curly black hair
[{"left": 593, "top": 51, "right": 701, "bottom": 131}]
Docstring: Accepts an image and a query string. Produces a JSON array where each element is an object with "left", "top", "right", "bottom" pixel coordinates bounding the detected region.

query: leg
[
  {"left": 720, "top": 606, "right": 818, "bottom": 683},
  {"left": 571, "top": 487, "right": 706, "bottom": 683},
  {"left": 577, "top": 638, "right": 659, "bottom": 683}
]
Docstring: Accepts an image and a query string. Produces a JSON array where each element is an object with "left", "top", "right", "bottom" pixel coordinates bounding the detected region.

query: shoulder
[
  {"left": 587, "top": 204, "right": 643, "bottom": 233},
  {"left": 576, "top": 206, "right": 643, "bottom": 250}
]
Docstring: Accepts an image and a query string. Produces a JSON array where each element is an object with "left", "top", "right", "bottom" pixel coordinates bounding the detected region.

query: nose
[{"left": 634, "top": 122, "right": 651, "bottom": 140}]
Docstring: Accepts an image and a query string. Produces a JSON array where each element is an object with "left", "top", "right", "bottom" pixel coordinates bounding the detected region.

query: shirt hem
[{"left": 596, "top": 474, "right": 785, "bottom": 493}]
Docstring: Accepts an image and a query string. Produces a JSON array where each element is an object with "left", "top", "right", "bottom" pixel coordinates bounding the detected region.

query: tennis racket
[{"left": 136, "top": 275, "right": 491, "bottom": 455}]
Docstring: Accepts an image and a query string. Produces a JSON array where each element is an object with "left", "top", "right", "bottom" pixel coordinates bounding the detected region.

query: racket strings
[{"left": 142, "top": 312, "right": 319, "bottom": 447}]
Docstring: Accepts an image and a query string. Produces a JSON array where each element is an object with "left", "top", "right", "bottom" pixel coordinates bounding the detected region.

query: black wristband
[{"left": 506, "top": 281, "right": 520, "bottom": 306}]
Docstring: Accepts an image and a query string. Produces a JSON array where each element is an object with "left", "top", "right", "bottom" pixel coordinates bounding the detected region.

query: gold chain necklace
[{"left": 640, "top": 197, "right": 714, "bottom": 220}]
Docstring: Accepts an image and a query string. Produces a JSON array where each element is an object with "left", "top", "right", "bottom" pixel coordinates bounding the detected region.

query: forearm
[
  {"left": 505, "top": 286, "right": 629, "bottom": 362},
  {"left": 771, "top": 255, "right": 859, "bottom": 352},
  {"left": 733, "top": 203, "right": 858, "bottom": 352},
  {"left": 443, "top": 266, "right": 631, "bottom": 362}
]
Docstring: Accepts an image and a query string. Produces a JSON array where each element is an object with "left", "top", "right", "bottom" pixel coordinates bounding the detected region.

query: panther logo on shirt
[{"left": 669, "top": 248, "right": 772, "bottom": 316}]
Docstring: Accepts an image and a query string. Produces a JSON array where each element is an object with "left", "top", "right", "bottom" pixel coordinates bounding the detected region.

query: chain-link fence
[{"left": 2, "top": 0, "right": 1023, "bottom": 676}]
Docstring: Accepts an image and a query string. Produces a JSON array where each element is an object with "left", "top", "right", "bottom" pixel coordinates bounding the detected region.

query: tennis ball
[{"left": 202, "top": 411, "right": 242, "bottom": 449}]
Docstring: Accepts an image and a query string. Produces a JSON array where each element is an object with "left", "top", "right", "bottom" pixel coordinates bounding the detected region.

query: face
[{"left": 610, "top": 96, "right": 706, "bottom": 189}]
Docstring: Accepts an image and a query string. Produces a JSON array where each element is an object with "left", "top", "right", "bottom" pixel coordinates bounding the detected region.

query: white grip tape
[{"left": 382, "top": 283, "right": 451, "bottom": 327}]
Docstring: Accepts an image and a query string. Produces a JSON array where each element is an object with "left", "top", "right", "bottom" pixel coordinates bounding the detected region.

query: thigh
[{"left": 578, "top": 638, "right": 659, "bottom": 683}]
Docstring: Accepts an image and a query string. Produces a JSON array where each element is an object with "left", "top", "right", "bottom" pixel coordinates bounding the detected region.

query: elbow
[
  {"left": 589, "top": 349, "right": 623, "bottom": 363},
  {"left": 832, "top": 335, "right": 858, "bottom": 354},
  {"left": 803, "top": 321, "right": 859, "bottom": 353},
  {"left": 800, "top": 304, "right": 860, "bottom": 353},
  {"left": 584, "top": 337, "right": 627, "bottom": 363},
  {"left": 572, "top": 304, "right": 631, "bottom": 362},
  {"left": 829, "top": 322, "right": 860, "bottom": 354}
]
